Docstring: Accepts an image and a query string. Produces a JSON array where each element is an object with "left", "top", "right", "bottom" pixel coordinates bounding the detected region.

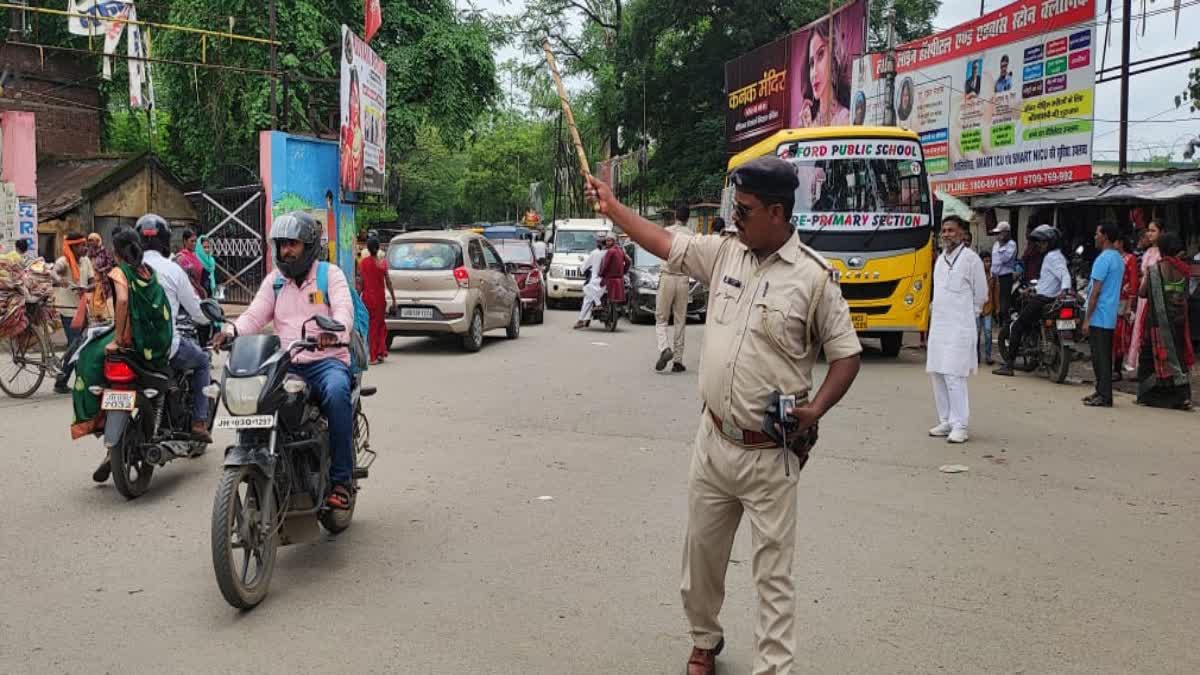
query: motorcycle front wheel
[{"left": 212, "top": 466, "right": 278, "bottom": 609}]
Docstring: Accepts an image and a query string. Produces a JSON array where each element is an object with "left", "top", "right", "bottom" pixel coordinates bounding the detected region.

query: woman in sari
[
  {"left": 1135, "top": 231, "right": 1193, "bottom": 410},
  {"left": 1125, "top": 221, "right": 1162, "bottom": 373},
  {"left": 85, "top": 233, "right": 115, "bottom": 324},
  {"left": 73, "top": 227, "right": 174, "bottom": 482},
  {"left": 195, "top": 234, "right": 217, "bottom": 297},
  {"left": 1112, "top": 235, "right": 1139, "bottom": 378}
]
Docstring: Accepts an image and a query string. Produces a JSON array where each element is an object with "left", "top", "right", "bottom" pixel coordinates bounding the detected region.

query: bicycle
[{"left": 0, "top": 302, "right": 64, "bottom": 399}]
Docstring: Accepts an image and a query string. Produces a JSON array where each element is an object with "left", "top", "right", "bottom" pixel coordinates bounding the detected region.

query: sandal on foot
[{"left": 326, "top": 483, "right": 353, "bottom": 510}]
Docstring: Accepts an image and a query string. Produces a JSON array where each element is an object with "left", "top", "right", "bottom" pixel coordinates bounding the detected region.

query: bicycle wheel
[{"left": 0, "top": 328, "right": 49, "bottom": 398}]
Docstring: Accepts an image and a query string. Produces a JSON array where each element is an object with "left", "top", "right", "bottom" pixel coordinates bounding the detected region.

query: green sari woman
[
  {"left": 71, "top": 261, "right": 173, "bottom": 439},
  {"left": 1136, "top": 233, "right": 1194, "bottom": 411}
]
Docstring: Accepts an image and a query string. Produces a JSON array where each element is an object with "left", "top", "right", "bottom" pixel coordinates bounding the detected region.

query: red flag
[{"left": 365, "top": 0, "right": 382, "bottom": 42}]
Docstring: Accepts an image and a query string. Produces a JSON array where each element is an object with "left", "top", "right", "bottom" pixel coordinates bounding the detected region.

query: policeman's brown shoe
[{"left": 685, "top": 638, "right": 723, "bottom": 675}]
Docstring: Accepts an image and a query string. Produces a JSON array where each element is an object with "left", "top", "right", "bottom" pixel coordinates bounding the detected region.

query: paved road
[{"left": 2, "top": 309, "right": 1197, "bottom": 674}]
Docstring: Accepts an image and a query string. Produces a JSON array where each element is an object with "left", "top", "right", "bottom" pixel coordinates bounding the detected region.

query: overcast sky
[{"left": 474, "top": 0, "right": 1199, "bottom": 162}]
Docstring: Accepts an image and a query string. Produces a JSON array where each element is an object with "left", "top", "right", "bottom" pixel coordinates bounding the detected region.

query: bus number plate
[{"left": 851, "top": 313, "right": 868, "bottom": 331}]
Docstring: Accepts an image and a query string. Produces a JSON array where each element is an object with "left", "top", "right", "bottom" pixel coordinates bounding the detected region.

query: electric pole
[
  {"left": 1119, "top": 0, "right": 1132, "bottom": 173},
  {"left": 882, "top": 0, "right": 897, "bottom": 126},
  {"left": 269, "top": 0, "right": 277, "bottom": 129}
]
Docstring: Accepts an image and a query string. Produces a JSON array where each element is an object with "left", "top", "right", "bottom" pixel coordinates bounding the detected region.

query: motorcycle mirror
[
  {"left": 313, "top": 314, "right": 346, "bottom": 333},
  {"left": 200, "top": 298, "right": 226, "bottom": 323}
]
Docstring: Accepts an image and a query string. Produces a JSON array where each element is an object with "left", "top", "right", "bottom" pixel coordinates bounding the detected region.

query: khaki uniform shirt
[{"left": 667, "top": 231, "right": 862, "bottom": 430}]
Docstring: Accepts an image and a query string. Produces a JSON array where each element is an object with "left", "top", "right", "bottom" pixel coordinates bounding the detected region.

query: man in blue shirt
[{"left": 1083, "top": 223, "right": 1125, "bottom": 407}]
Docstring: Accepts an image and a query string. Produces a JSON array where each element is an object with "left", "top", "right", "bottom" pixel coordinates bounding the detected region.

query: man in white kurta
[
  {"left": 574, "top": 237, "right": 608, "bottom": 328},
  {"left": 927, "top": 216, "right": 988, "bottom": 443}
]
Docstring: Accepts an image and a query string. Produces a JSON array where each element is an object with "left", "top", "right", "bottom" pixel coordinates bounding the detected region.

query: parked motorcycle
[
  {"left": 998, "top": 282, "right": 1083, "bottom": 384},
  {"left": 89, "top": 327, "right": 217, "bottom": 499},
  {"left": 202, "top": 301, "right": 375, "bottom": 609}
]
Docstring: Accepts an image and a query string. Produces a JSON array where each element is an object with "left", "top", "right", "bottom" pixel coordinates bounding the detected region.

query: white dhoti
[
  {"left": 579, "top": 278, "right": 606, "bottom": 321},
  {"left": 930, "top": 373, "right": 970, "bottom": 431}
]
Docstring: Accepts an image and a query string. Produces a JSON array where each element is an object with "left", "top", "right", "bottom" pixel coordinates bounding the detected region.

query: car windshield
[
  {"left": 493, "top": 241, "right": 535, "bottom": 265},
  {"left": 387, "top": 241, "right": 460, "bottom": 270},
  {"left": 633, "top": 245, "right": 662, "bottom": 268},
  {"left": 555, "top": 231, "right": 603, "bottom": 253}
]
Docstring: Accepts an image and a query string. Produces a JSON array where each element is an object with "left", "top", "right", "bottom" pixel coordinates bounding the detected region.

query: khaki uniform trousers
[
  {"left": 681, "top": 413, "right": 800, "bottom": 675},
  {"left": 655, "top": 273, "right": 688, "bottom": 362}
]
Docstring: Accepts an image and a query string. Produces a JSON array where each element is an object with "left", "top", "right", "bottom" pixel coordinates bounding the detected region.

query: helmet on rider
[
  {"left": 1028, "top": 224, "right": 1059, "bottom": 244},
  {"left": 271, "top": 211, "right": 322, "bottom": 281},
  {"left": 135, "top": 213, "right": 172, "bottom": 256}
]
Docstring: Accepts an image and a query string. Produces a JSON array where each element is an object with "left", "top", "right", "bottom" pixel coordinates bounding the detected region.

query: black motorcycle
[
  {"left": 202, "top": 301, "right": 375, "bottom": 609},
  {"left": 88, "top": 327, "right": 217, "bottom": 499},
  {"left": 999, "top": 283, "right": 1082, "bottom": 384}
]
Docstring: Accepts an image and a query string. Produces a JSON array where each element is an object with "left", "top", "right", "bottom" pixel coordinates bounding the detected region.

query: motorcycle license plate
[
  {"left": 100, "top": 390, "right": 136, "bottom": 411},
  {"left": 214, "top": 415, "right": 275, "bottom": 430},
  {"left": 1056, "top": 320, "right": 1075, "bottom": 330},
  {"left": 400, "top": 307, "right": 434, "bottom": 319},
  {"left": 851, "top": 313, "right": 868, "bottom": 331}
]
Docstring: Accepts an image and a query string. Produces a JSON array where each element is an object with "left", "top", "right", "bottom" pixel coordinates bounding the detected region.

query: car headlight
[
  {"left": 549, "top": 265, "right": 565, "bottom": 277},
  {"left": 639, "top": 277, "right": 659, "bottom": 290},
  {"left": 223, "top": 375, "right": 266, "bottom": 416}
]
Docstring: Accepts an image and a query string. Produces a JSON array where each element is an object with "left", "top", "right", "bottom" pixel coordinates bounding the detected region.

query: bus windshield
[{"left": 776, "top": 138, "right": 932, "bottom": 251}]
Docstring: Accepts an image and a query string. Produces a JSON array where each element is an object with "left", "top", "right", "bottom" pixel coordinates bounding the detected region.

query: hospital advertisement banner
[
  {"left": 724, "top": 0, "right": 867, "bottom": 154},
  {"left": 852, "top": 0, "right": 1096, "bottom": 196},
  {"left": 339, "top": 25, "right": 388, "bottom": 195}
]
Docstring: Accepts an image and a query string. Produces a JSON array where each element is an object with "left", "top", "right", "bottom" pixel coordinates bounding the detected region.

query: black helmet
[
  {"left": 270, "top": 211, "right": 322, "bottom": 281},
  {"left": 136, "top": 213, "right": 171, "bottom": 255}
]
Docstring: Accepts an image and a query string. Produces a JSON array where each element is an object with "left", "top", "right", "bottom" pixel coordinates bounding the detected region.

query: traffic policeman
[{"left": 586, "top": 156, "right": 862, "bottom": 675}]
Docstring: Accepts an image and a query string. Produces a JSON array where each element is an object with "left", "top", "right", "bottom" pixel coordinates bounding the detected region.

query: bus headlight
[
  {"left": 912, "top": 279, "right": 923, "bottom": 292},
  {"left": 904, "top": 294, "right": 915, "bottom": 306}
]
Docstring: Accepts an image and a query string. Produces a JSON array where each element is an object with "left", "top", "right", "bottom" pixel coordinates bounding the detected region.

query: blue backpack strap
[
  {"left": 271, "top": 270, "right": 286, "bottom": 297},
  {"left": 315, "top": 261, "right": 330, "bottom": 305}
]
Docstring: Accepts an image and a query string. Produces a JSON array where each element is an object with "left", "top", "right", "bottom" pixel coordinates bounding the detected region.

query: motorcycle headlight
[{"left": 223, "top": 375, "right": 266, "bottom": 416}]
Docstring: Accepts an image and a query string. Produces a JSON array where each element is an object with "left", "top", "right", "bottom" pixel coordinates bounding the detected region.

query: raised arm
[{"left": 585, "top": 177, "right": 673, "bottom": 259}]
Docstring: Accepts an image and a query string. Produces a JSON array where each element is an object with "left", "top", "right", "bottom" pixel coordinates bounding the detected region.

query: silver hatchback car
[{"left": 385, "top": 231, "right": 522, "bottom": 352}]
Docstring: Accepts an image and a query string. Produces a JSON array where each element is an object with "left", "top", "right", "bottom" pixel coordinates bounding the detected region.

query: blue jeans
[
  {"left": 289, "top": 359, "right": 353, "bottom": 485},
  {"left": 977, "top": 314, "right": 993, "bottom": 361},
  {"left": 58, "top": 313, "right": 82, "bottom": 385},
  {"left": 170, "top": 338, "right": 211, "bottom": 422}
]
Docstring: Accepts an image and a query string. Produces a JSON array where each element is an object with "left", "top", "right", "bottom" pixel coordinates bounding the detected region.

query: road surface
[{"left": 2, "top": 309, "right": 1196, "bottom": 674}]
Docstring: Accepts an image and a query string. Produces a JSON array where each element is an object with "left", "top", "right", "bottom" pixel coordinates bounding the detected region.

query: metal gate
[{"left": 186, "top": 184, "right": 266, "bottom": 304}]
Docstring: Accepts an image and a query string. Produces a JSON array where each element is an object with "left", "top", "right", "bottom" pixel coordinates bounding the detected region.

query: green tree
[{"left": 394, "top": 122, "right": 466, "bottom": 226}]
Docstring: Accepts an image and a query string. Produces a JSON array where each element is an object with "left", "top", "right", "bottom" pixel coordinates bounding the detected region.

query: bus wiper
[{"left": 860, "top": 215, "right": 890, "bottom": 250}]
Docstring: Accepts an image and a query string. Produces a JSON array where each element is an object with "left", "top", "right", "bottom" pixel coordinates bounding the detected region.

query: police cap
[{"left": 729, "top": 156, "right": 799, "bottom": 198}]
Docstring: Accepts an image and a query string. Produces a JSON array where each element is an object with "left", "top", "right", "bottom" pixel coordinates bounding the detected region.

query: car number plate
[
  {"left": 1056, "top": 320, "right": 1075, "bottom": 330},
  {"left": 400, "top": 307, "right": 434, "bottom": 319},
  {"left": 214, "top": 415, "right": 275, "bottom": 430},
  {"left": 100, "top": 390, "right": 136, "bottom": 411},
  {"left": 851, "top": 313, "right": 868, "bottom": 331}
]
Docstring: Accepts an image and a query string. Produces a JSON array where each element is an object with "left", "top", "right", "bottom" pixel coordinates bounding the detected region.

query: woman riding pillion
[
  {"left": 70, "top": 227, "right": 174, "bottom": 482},
  {"left": 211, "top": 212, "right": 358, "bottom": 510}
]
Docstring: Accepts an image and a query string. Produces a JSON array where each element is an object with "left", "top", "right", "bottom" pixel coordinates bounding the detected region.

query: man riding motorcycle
[
  {"left": 993, "top": 224, "right": 1072, "bottom": 377},
  {"left": 136, "top": 214, "right": 214, "bottom": 444},
  {"left": 211, "top": 212, "right": 356, "bottom": 510}
]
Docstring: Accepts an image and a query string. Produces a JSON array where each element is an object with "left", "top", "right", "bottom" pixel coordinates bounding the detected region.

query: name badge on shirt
[{"left": 722, "top": 275, "right": 742, "bottom": 289}]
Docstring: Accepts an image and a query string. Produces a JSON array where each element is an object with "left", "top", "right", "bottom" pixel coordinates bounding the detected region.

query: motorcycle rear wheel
[
  {"left": 212, "top": 466, "right": 278, "bottom": 609},
  {"left": 1046, "top": 341, "right": 1071, "bottom": 384},
  {"left": 110, "top": 421, "right": 153, "bottom": 500}
]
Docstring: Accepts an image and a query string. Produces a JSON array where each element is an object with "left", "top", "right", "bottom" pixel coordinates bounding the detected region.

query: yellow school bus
[{"left": 727, "top": 126, "right": 934, "bottom": 356}]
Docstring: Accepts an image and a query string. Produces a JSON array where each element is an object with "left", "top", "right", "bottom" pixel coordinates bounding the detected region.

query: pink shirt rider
[{"left": 233, "top": 263, "right": 354, "bottom": 366}]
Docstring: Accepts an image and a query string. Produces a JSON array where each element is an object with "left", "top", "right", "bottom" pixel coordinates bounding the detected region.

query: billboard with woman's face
[
  {"left": 340, "top": 25, "right": 387, "bottom": 195},
  {"left": 724, "top": 0, "right": 867, "bottom": 154}
]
